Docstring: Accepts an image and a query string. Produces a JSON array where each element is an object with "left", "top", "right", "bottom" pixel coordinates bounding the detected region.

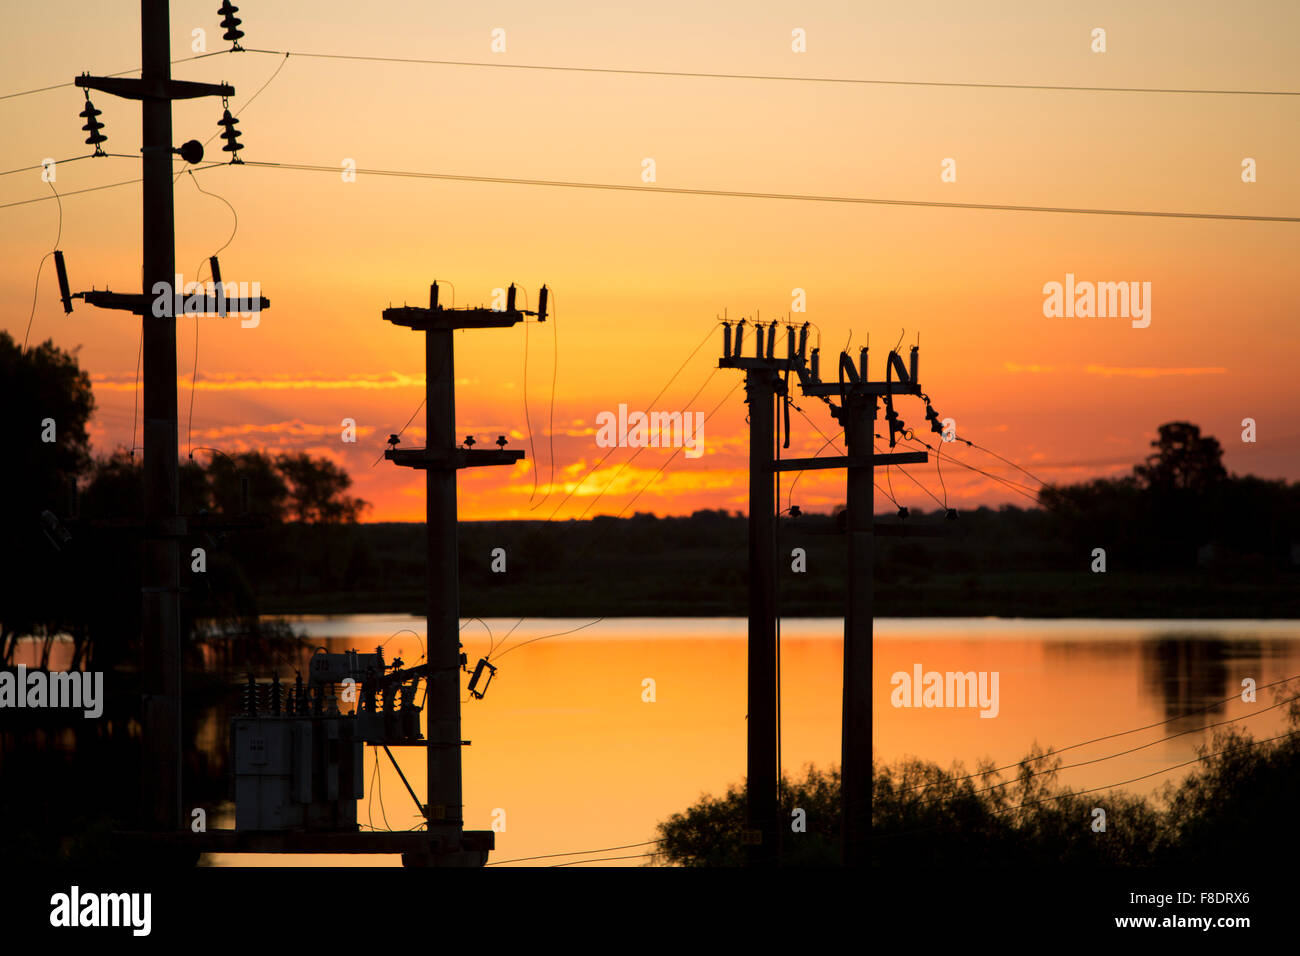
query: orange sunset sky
[{"left": 3, "top": 1, "right": 1297, "bottom": 521}]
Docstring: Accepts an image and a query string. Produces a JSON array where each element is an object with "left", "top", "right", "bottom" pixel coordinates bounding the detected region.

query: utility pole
[
  {"left": 719, "top": 319, "right": 799, "bottom": 865},
  {"left": 841, "top": 389, "right": 875, "bottom": 866},
  {"left": 72, "top": 1, "right": 249, "bottom": 833},
  {"left": 721, "top": 320, "right": 933, "bottom": 867},
  {"left": 383, "top": 280, "right": 545, "bottom": 865},
  {"left": 795, "top": 343, "right": 928, "bottom": 865}
]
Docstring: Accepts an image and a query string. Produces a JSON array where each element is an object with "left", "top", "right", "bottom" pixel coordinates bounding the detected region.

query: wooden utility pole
[
  {"left": 383, "top": 281, "right": 543, "bottom": 865},
  {"left": 74, "top": 1, "right": 244, "bottom": 833}
]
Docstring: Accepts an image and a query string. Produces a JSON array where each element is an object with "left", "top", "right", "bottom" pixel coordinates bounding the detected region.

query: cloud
[
  {"left": 1083, "top": 365, "right": 1227, "bottom": 378},
  {"left": 1004, "top": 362, "right": 1056, "bottom": 374},
  {"left": 91, "top": 371, "right": 430, "bottom": 391},
  {"left": 187, "top": 419, "right": 377, "bottom": 440}
]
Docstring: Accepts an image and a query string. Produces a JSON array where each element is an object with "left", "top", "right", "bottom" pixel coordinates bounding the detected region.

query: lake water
[{"left": 191, "top": 616, "right": 1300, "bottom": 866}]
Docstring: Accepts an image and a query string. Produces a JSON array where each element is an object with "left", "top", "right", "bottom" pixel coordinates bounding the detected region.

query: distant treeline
[
  {"left": 249, "top": 496, "right": 1300, "bottom": 618},
  {"left": 240, "top": 421, "right": 1300, "bottom": 619}
]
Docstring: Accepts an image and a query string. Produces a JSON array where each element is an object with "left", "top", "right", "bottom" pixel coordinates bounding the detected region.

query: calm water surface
[{"left": 200, "top": 615, "right": 1300, "bottom": 866}]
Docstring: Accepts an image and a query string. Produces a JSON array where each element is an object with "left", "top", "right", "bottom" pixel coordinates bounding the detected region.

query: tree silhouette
[
  {"left": 1133, "top": 421, "right": 1227, "bottom": 492},
  {"left": 0, "top": 333, "right": 96, "bottom": 663},
  {"left": 275, "top": 452, "right": 368, "bottom": 524}
]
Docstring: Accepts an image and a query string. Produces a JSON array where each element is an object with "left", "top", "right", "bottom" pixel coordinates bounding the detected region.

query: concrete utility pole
[
  {"left": 796, "top": 344, "right": 928, "bottom": 866},
  {"left": 841, "top": 390, "right": 875, "bottom": 865},
  {"left": 74, "top": 0, "right": 245, "bottom": 832},
  {"left": 721, "top": 320, "right": 931, "bottom": 866},
  {"left": 744, "top": 365, "right": 780, "bottom": 866},
  {"left": 720, "top": 320, "right": 799, "bottom": 865},
  {"left": 383, "top": 281, "right": 545, "bottom": 865}
]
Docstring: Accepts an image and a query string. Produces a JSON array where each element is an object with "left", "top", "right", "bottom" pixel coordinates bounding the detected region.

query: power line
[
  {"left": 551, "top": 852, "right": 655, "bottom": 867},
  {"left": 787, "top": 398, "right": 914, "bottom": 511},
  {"left": 521, "top": 293, "right": 539, "bottom": 503},
  {"left": 901, "top": 672, "right": 1300, "bottom": 793},
  {"left": 786, "top": 427, "right": 845, "bottom": 510},
  {"left": 874, "top": 480, "right": 900, "bottom": 509},
  {"left": 485, "top": 840, "right": 658, "bottom": 865},
  {"left": 371, "top": 398, "right": 425, "bottom": 467},
  {"left": 458, "top": 617, "right": 494, "bottom": 660},
  {"left": 489, "top": 373, "right": 741, "bottom": 663},
  {"left": 0, "top": 50, "right": 229, "bottom": 102},
  {"left": 9, "top": 44, "right": 1297, "bottom": 101},
  {"left": 490, "top": 617, "right": 604, "bottom": 661},
  {"left": 216, "top": 160, "right": 1300, "bottom": 223},
  {"left": 0, "top": 174, "right": 142, "bottom": 209},
  {"left": 999, "top": 727, "right": 1300, "bottom": 814},
  {"left": 229, "top": 47, "right": 1300, "bottom": 97},
  {"left": 369, "top": 340, "right": 457, "bottom": 467},
  {"left": 877, "top": 725, "right": 1300, "bottom": 842},
  {"left": 878, "top": 441, "right": 946, "bottom": 509},
  {"left": 905, "top": 434, "right": 1041, "bottom": 503},
  {"left": 527, "top": 289, "right": 560, "bottom": 512},
  {"left": 542, "top": 320, "right": 718, "bottom": 521},
  {"left": 9, "top": 156, "right": 1297, "bottom": 223},
  {"left": 171, "top": 53, "right": 292, "bottom": 187},
  {"left": 21, "top": 181, "right": 61, "bottom": 353},
  {"left": 595, "top": 378, "right": 742, "bottom": 523},
  {"left": 933, "top": 436, "right": 949, "bottom": 507},
  {"left": 958, "top": 435, "right": 1047, "bottom": 486},
  {"left": 184, "top": 170, "right": 239, "bottom": 457},
  {"left": 0, "top": 154, "right": 99, "bottom": 178},
  {"left": 969, "top": 688, "right": 1300, "bottom": 796},
  {"left": 571, "top": 364, "right": 720, "bottom": 522}
]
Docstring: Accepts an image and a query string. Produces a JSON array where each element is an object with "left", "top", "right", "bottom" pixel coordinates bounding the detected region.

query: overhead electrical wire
[
  {"left": 527, "top": 288, "right": 560, "bottom": 512},
  {"left": 459, "top": 618, "right": 495, "bottom": 659},
  {"left": 485, "top": 839, "right": 659, "bottom": 866},
  {"left": 489, "top": 372, "right": 741, "bottom": 662},
  {"left": 571, "top": 365, "right": 720, "bottom": 522},
  {"left": 998, "top": 727, "right": 1300, "bottom": 815},
  {"left": 909, "top": 434, "right": 1042, "bottom": 495},
  {"left": 183, "top": 169, "right": 239, "bottom": 457},
  {"left": 957, "top": 434, "right": 1047, "bottom": 487},
  {"left": 21, "top": 180, "right": 61, "bottom": 353},
  {"left": 901, "top": 673, "right": 1300, "bottom": 794},
  {"left": 521, "top": 284, "right": 539, "bottom": 504},
  {"left": 380, "top": 627, "right": 426, "bottom": 663},
  {"left": 244, "top": 45, "right": 1300, "bottom": 97},
  {"left": 0, "top": 50, "right": 229, "bottom": 102},
  {"left": 1, "top": 175, "right": 137, "bottom": 209},
  {"left": 0, "top": 153, "right": 97, "bottom": 179},
  {"left": 7, "top": 43, "right": 1299, "bottom": 101},
  {"left": 369, "top": 341, "right": 457, "bottom": 468},
  {"left": 205, "top": 160, "right": 1300, "bottom": 223},
  {"left": 551, "top": 852, "right": 654, "bottom": 867},
  {"left": 6, "top": 155, "right": 1296, "bottom": 223},
  {"left": 878, "top": 440, "right": 946, "bottom": 509},
  {"left": 542, "top": 320, "right": 717, "bottom": 521},
  {"left": 171, "top": 51, "right": 291, "bottom": 187},
  {"left": 904, "top": 434, "right": 1041, "bottom": 504},
  {"left": 490, "top": 618, "right": 605, "bottom": 662},
  {"left": 967, "top": 688, "right": 1300, "bottom": 797},
  {"left": 786, "top": 428, "right": 844, "bottom": 511},
  {"left": 877, "top": 725, "right": 1300, "bottom": 842},
  {"left": 590, "top": 378, "right": 742, "bottom": 526}
]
